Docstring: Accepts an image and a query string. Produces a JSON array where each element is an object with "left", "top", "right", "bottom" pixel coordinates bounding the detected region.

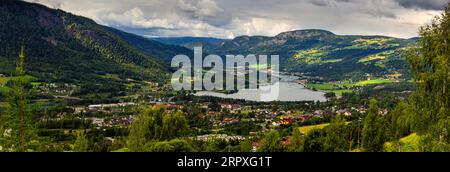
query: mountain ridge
[
  {"left": 108, "top": 28, "right": 193, "bottom": 63},
  {"left": 194, "top": 29, "right": 416, "bottom": 81}
]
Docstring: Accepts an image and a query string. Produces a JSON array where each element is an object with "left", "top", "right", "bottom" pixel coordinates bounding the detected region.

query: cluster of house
[
  {"left": 220, "top": 104, "right": 242, "bottom": 110},
  {"left": 270, "top": 112, "right": 320, "bottom": 126},
  {"left": 198, "top": 102, "right": 376, "bottom": 128},
  {"left": 195, "top": 134, "right": 245, "bottom": 142},
  {"left": 74, "top": 102, "right": 186, "bottom": 127},
  {"left": 272, "top": 114, "right": 312, "bottom": 126},
  {"left": 88, "top": 116, "right": 133, "bottom": 128},
  {"left": 74, "top": 102, "right": 137, "bottom": 113},
  {"left": 37, "top": 83, "right": 78, "bottom": 95},
  {"left": 70, "top": 101, "right": 385, "bottom": 140}
]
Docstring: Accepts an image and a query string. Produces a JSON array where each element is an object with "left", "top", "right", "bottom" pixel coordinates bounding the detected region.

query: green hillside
[
  {"left": 108, "top": 28, "right": 193, "bottom": 63},
  {"left": 0, "top": 0, "right": 171, "bottom": 97}
]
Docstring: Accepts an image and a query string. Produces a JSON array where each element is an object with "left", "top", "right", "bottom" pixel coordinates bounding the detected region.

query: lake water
[{"left": 194, "top": 75, "right": 327, "bottom": 102}]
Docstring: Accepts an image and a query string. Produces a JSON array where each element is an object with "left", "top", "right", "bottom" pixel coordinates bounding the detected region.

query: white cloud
[
  {"left": 231, "top": 18, "right": 299, "bottom": 37},
  {"left": 103, "top": 8, "right": 175, "bottom": 29},
  {"left": 183, "top": 0, "right": 224, "bottom": 17},
  {"left": 24, "top": 0, "right": 446, "bottom": 38}
]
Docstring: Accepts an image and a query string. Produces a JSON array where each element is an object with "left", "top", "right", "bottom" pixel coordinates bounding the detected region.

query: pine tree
[{"left": 1, "top": 46, "right": 33, "bottom": 152}]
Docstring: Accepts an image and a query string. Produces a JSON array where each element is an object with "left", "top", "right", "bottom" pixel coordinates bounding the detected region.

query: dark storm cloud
[
  {"left": 309, "top": 0, "right": 449, "bottom": 11},
  {"left": 309, "top": 0, "right": 351, "bottom": 7},
  {"left": 307, "top": 0, "right": 397, "bottom": 18},
  {"left": 395, "top": 0, "right": 449, "bottom": 10},
  {"left": 309, "top": 0, "right": 329, "bottom": 7}
]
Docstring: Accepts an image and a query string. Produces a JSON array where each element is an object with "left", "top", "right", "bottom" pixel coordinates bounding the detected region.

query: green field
[
  {"left": 384, "top": 133, "right": 420, "bottom": 152},
  {"left": 1, "top": 75, "right": 40, "bottom": 94},
  {"left": 239, "top": 110, "right": 257, "bottom": 115},
  {"left": 308, "top": 83, "right": 335, "bottom": 90},
  {"left": 297, "top": 123, "right": 330, "bottom": 134},
  {"left": 307, "top": 79, "right": 397, "bottom": 95},
  {"left": 331, "top": 89, "right": 353, "bottom": 95},
  {"left": 293, "top": 48, "right": 344, "bottom": 65},
  {"left": 307, "top": 82, "right": 352, "bottom": 96},
  {"left": 350, "top": 79, "right": 396, "bottom": 86},
  {"left": 358, "top": 54, "right": 386, "bottom": 63}
]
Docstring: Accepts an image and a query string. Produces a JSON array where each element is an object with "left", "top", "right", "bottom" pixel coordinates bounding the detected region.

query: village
[{"left": 62, "top": 99, "right": 381, "bottom": 144}]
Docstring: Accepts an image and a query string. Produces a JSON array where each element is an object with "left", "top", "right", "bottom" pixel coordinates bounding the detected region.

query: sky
[{"left": 26, "top": 0, "right": 449, "bottom": 39}]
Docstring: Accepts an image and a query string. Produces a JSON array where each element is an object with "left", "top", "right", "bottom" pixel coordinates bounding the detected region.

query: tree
[
  {"left": 73, "top": 131, "right": 89, "bottom": 152},
  {"left": 258, "top": 130, "right": 284, "bottom": 152},
  {"left": 144, "top": 139, "right": 194, "bottom": 152},
  {"left": 0, "top": 46, "right": 34, "bottom": 152},
  {"left": 385, "top": 101, "right": 413, "bottom": 140},
  {"left": 323, "top": 115, "right": 348, "bottom": 152},
  {"left": 288, "top": 129, "right": 304, "bottom": 152},
  {"left": 238, "top": 139, "right": 253, "bottom": 152},
  {"left": 144, "top": 141, "right": 174, "bottom": 152},
  {"left": 361, "top": 99, "right": 386, "bottom": 152},
  {"left": 127, "top": 107, "right": 189, "bottom": 152},
  {"left": 205, "top": 138, "right": 228, "bottom": 152},
  {"left": 324, "top": 92, "right": 336, "bottom": 99},
  {"left": 165, "top": 139, "right": 195, "bottom": 152},
  {"left": 161, "top": 111, "right": 188, "bottom": 140},
  {"left": 407, "top": 3, "right": 450, "bottom": 151},
  {"left": 127, "top": 108, "right": 150, "bottom": 152},
  {"left": 302, "top": 129, "right": 326, "bottom": 152}
]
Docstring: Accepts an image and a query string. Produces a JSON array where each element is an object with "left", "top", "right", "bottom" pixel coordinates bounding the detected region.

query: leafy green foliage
[
  {"left": 322, "top": 115, "right": 348, "bottom": 152},
  {"left": 143, "top": 139, "right": 195, "bottom": 152},
  {"left": 405, "top": 3, "right": 450, "bottom": 151},
  {"left": 127, "top": 107, "right": 189, "bottom": 152},
  {"left": 73, "top": 131, "right": 89, "bottom": 152},
  {"left": 287, "top": 128, "right": 304, "bottom": 152},
  {"left": 300, "top": 115, "right": 360, "bottom": 152},
  {"left": 362, "top": 99, "right": 386, "bottom": 152},
  {"left": 385, "top": 101, "right": 413, "bottom": 140},
  {"left": 258, "top": 130, "right": 284, "bottom": 152}
]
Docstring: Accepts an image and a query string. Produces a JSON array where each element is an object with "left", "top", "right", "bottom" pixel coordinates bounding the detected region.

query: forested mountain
[
  {"left": 108, "top": 28, "right": 193, "bottom": 63},
  {"left": 199, "top": 29, "right": 417, "bottom": 81},
  {"left": 0, "top": 0, "right": 174, "bottom": 94}
]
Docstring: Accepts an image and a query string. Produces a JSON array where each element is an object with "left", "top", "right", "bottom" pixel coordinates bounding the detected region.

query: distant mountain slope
[
  {"left": 200, "top": 29, "right": 416, "bottom": 81},
  {"left": 109, "top": 28, "right": 193, "bottom": 63},
  {"left": 152, "top": 37, "right": 226, "bottom": 47},
  {"left": 0, "top": 0, "right": 175, "bottom": 95}
]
